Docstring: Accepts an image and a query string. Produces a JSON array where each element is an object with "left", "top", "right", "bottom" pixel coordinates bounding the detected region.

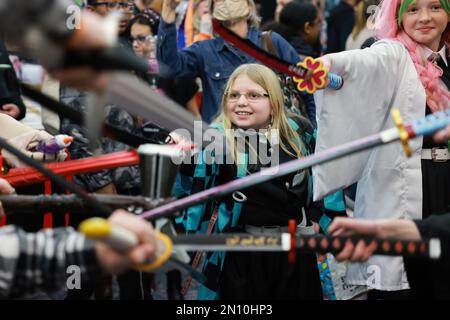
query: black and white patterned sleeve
[{"left": 0, "top": 226, "right": 101, "bottom": 298}]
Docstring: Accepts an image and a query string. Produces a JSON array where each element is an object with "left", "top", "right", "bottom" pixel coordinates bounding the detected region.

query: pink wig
[{"left": 375, "top": 0, "right": 450, "bottom": 112}]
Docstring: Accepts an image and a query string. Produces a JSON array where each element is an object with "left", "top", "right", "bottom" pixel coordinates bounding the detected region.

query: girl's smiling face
[
  {"left": 226, "top": 74, "right": 272, "bottom": 130},
  {"left": 401, "top": 0, "right": 450, "bottom": 51}
]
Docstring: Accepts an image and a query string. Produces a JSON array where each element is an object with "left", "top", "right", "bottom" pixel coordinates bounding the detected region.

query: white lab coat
[{"left": 313, "top": 40, "right": 426, "bottom": 290}]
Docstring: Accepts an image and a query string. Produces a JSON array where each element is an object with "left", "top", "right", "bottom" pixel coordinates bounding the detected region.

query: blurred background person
[
  {"left": 0, "top": 38, "right": 26, "bottom": 121},
  {"left": 129, "top": 12, "right": 201, "bottom": 118},
  {"left": 86, "top": 0, "right": 134, "bottom": 46},
  {"left": 135, "top": 0, "right": 163, "bottom": 14},
  {"left": 184, "top": 0, "right": 213, "bottom": 46},
  {"left": 326, "top": 0, "right": 362, "bottom": 53},
  {"left": 270, "top": 1, "right": 323, "bottom": 59},
  {"left": 345, "top": 0, "right": 379, "bottom": 50}
]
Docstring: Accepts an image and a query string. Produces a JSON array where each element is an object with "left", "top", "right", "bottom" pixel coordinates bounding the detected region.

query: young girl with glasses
[{"left": 173, "top": 63, "right": 338, "bottom": 300}]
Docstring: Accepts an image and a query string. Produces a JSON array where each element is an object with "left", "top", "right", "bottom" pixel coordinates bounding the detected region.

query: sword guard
[
  {"left": 0, "top": 154, "right": 6, "bottom": 175},
  {"left": 134, "top": 232, "right": 173, "bottom": 272},
  {"left": 288, "top": 219, "right": 296, "bottom": 264},
  {"left": 391, "top": 109, "right": 412, "bottom": 157},
  {"left": 293, "top": 57, "right": 328, "bottom": 94},
  {"left": 79, "top": 217, "right": 173, "bottom": 272}
]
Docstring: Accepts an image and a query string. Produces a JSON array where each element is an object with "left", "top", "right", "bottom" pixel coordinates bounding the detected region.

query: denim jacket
[{"left": 157, "top": 21, "right": 316, "bottom": 123}]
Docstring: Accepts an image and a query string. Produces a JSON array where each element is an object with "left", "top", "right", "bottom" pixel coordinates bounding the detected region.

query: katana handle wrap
[
  {"left": 298, "top": 234, "right": 440, "bottom": 260},
  {"left": 409, "top": 109, "right": 450, "bottom": 138},
  {"left": 79, "top": 218, "right": 173, "bottom": 271},
  {"left": 327, "top": 73, "right": 344, "bottom": 90}
]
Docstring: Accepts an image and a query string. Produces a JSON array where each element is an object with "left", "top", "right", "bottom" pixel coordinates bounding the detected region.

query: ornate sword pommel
[
  {"left": 391, "top": 109, "right": 412, "bottom": 157},
  {"left": 133, "top": 232, "right": 173, "bottom": 272},
  {"left": 293, "top": 57, "right": 343, "bottom": 94}
]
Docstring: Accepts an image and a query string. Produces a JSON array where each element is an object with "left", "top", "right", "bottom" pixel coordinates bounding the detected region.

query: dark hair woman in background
[{"left": 270, "top": 1, "right": 323, "bottom": 59}]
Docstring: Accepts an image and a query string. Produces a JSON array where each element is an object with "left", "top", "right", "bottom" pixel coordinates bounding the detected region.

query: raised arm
[{"left": 157, "top": 0, "right": 203, "bottom": 79}]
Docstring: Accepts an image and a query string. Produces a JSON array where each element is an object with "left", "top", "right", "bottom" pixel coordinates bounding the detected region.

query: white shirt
[
  {"left": 314, "top": 40, "right": 426, "bottom": 291},
  {"left": 423, "top": 45, "right": 448, "bottom": 66}
]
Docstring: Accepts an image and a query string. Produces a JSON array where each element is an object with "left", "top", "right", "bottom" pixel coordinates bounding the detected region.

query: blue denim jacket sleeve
[
  {"left": 157, "top": 20, "right": 202, "bottom": 78},
  {"left": 270, "top": 31, "right": 301, "bottom": 65}
]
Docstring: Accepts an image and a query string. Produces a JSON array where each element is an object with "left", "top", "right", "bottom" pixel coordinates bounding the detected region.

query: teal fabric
[{"left": 172, "top": 117, "right": 346, "bottom": 299}]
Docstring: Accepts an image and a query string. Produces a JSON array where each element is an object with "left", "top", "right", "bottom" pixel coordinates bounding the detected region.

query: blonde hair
[
  {"left": 214, "top": 64, "right": 303, "bottom": 164},
  {"left": 351, "top": 0, "right": 380, "bottom": 40},
  {"left": 351, "top": 1, "right": 368, "bottom": 40},
  {"left": 209, "top": 0, "right": 261, "bottom": 28},
  {"left": 244, "top": 0, "right": 261, "bottom": 29}
]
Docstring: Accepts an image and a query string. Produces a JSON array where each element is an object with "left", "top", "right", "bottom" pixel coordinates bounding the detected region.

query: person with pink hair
[{"left": 312, "top": 0, "right": 450, "bottom": 299}]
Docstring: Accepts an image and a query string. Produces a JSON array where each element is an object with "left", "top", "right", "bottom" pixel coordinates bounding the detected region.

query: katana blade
[
  {"left": 141, "top": 110, "right": 450, "bottom": 220},
  {"left": 165, "top": 257, "right": 207, "bottom": 283},
  {"left": 0, "top": 137, "right": 112, "bottom": 217},
  {"left": 170, "top": 233, "right": 441, "bottom": 260},
  {"left": 20, "top": 84, "right": 163, "bottom": 147},
  {"left": 0, "top": 194, "right": 174, "bottom": 213},
  {"left": 105, "top": 73, "right": 208, "bottom": 138},
  {"left": 3, "top": 150, "right": 139, "bottom": 187},
  {"left": 212, "top": 19, "right": 343, "bottom": 92}
]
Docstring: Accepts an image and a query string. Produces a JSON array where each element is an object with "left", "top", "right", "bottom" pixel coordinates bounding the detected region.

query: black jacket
[
  {"left": 404, "top": 214, "right": 450, "bottom": 299},
  {"left": 326, "top": 2, "right": 355, "bottom": 54},
  {"left": 0, "top": 38, "right": 26, "bottom": 120},
  {"left": 288, "top": 36, "right": 321, "bottom": 59}
]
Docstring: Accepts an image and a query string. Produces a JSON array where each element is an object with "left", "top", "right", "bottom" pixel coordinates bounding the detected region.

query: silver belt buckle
[
  {"left": 260, "top": 225, "right": 282, "bottom": 234},
  {"left": 246, "top": 225, "right": 284, "bottom": 234},
  {"left": 431, "top": 148, "right": 448, "bottom": 162}
]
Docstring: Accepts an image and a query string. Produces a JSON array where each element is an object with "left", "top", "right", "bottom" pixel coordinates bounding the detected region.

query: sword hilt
[
  {"left": 409, "top": 109, "right": 450, "bottom": 138},
  {"left": 390, "top": 109, "right": 450, "bottom": 156},
  {"left": 79, "top": 217, "right": 173, "bottom": 272}
]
